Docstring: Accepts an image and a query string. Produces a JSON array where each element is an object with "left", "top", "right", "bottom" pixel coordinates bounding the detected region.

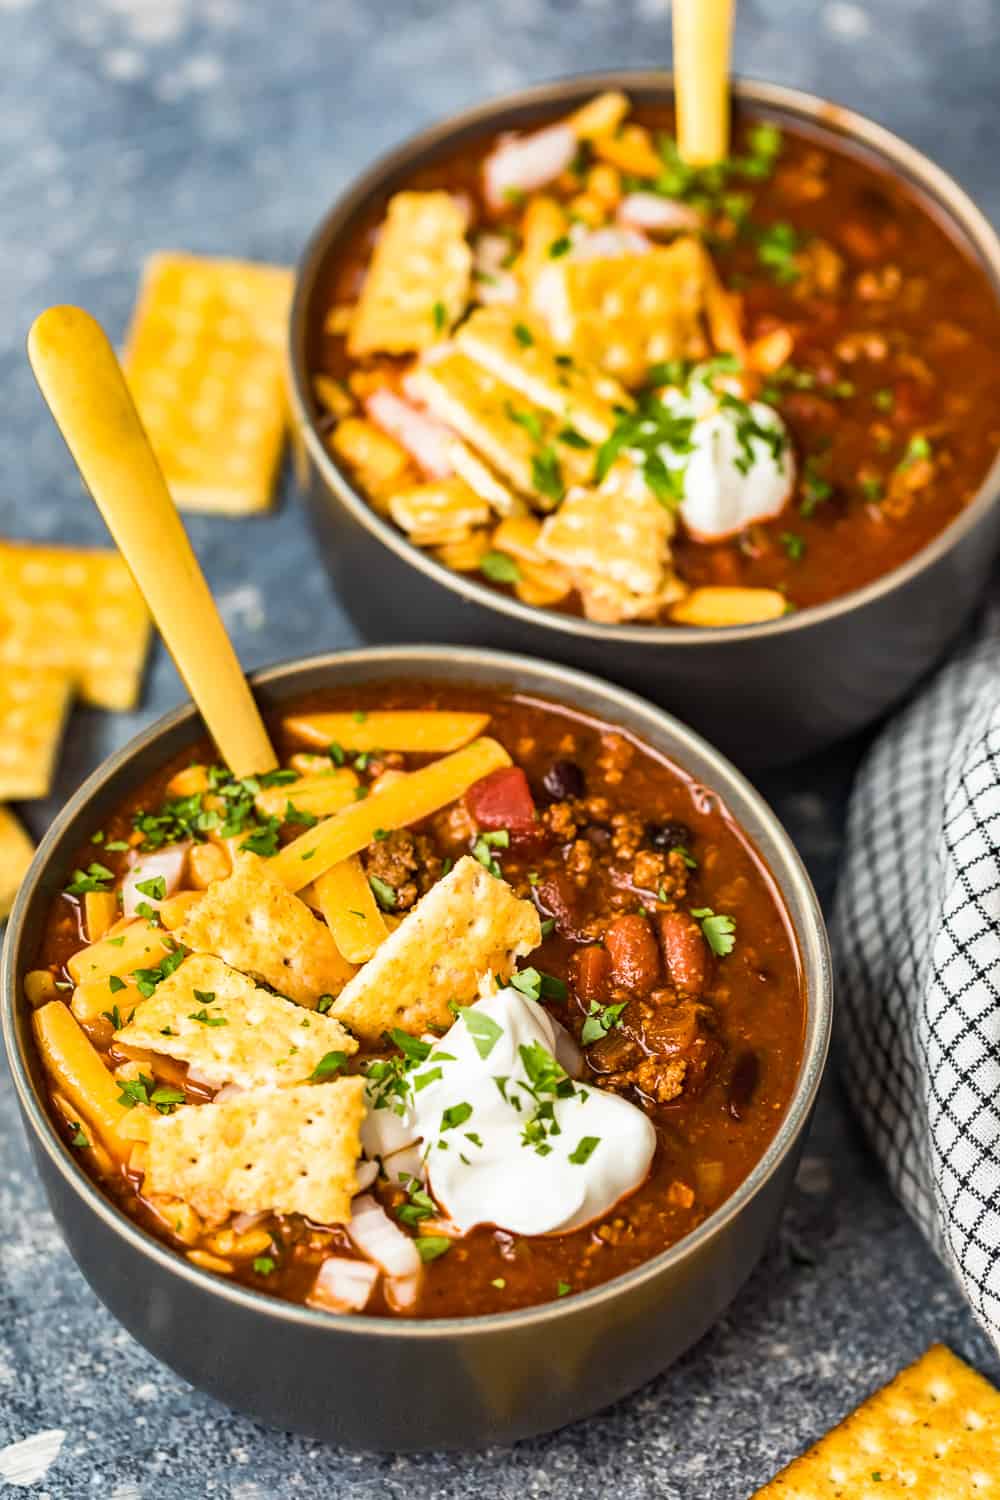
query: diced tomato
[{"left": 465, "top": 766, "right": 537, "bottom": 835}]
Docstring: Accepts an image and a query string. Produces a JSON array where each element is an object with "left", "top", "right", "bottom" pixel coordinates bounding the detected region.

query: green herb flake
[
  {"left": 253, "top": 1256, "right": 276, "bottom": 1276},
  {"left": 65, "top": 863, "right": 114, "bottom": 896},
  {"left": 414, "top": 1235, "right": 451, "bottom": 1262},
  {"left": 531, "top": 447, "right": 565, "bottom": 505},
  {"left": 309, "top": 1049, "right": 349, "bottom": 1082},
  {"left": 547, "top": 234, "right": 572, "bottom": 259},
  {"left": 135, "top": 875, "right": 166, "bottom": 902},
  {"left": 580, "top": 999, "right": 627, "bottom": 1045},
  {"left": 690, "top": 906, "right": 736, "bottom": 957},
  {"left": 369, "top": 874, "right": 398, "bottom": 911},
  {"left": 107, "top": 975, "right": 126, "bottom": 996},
  {"left": 70, "top": 1123, "right": 89, "bottom": 1148},
  {"left": 568, "top": 1135, "right": 600, "bottom": 1165},
  {"left": 779, "top": 531, "right": 806, "bottom": 562},
  {"left": 480, "top": 549, "right": 522, "bottom": 585},
  {"left": 556, "top": 1280, "right": 571, "bottom": 1297},
  {"left": 513, "top": 321, "right": 534, "bottom": 348},
  {"left": 441, "top": 1101, "right": 473, "bottom": 1131},
  {"left": 432, "top": 300, "right": 447, "bottom": 332}
]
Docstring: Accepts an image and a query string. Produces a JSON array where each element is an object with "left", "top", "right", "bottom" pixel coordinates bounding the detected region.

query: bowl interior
[
  {"left": 288, "top": 70, "right": 1000, "bottom": 648},
  {"left": 2, "top": 646, "right": 832, "bottom": 1336}
]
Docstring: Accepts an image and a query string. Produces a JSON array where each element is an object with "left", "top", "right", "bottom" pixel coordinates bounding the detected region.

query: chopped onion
[
  {"left": 616, "top": 194, "right": 704, "bottom": 233},
  {"left": 382, "top": 1143, "right": 424, "bottom": 1188},
  {"left": 364, "top": 389, "right": 455, "bottom": 479},
  {"left": 212, "top": 1082, "right": 244, "bottom": 1103},
  {"left": 483, "top": 123, "right": 577, "bottom": 210},
  {"left": 384, "top": 1272, "right": 422, "bottom": 1313},
  {"left": 347, "top": 1194, "right": 421, "bottom": 1278},
  {"left": 121, "top": 843, "right": 189, "bottom": 920},
  {"left": 308, "top": 1257, "right": 379, "bottom": 1313},
  {"left": 354, "top": 1159, "right": 379, "bottom": 1193},
  {"left": 232, "top": 1209, "right": 265, "bottom": 1234},
  {"left": 551, "top": 1018, "right": 584, "bottom": 1079}
]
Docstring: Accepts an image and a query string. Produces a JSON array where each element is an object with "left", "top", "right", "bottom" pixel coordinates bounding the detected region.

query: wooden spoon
[
  {"left": 673, "top": 0, "right": 734, "bottom": 166},
  {"left": 27, "top": 305, "right": 278, "bottom": 778}
]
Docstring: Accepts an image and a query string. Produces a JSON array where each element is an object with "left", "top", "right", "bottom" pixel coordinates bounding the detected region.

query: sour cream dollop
[
  {"left": 363, "top": 986, "right": 656, "bottom": 1237},
  {"left": 661, "top": 375, "right": 795, "bottom": 542}
]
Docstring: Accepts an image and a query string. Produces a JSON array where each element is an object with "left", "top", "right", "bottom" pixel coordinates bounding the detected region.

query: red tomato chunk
[{"left": 465, "top": 766, "right": 537, "bottom": 835}]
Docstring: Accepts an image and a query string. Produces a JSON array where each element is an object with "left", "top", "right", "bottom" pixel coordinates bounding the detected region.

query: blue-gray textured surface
[{"left": 1, "top": 0, "right": 998, "bottom": 1494}]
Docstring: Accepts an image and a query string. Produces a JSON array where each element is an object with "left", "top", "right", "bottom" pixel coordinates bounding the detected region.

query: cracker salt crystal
[
  {"left": 535, "top": 236, "right": 709, "bottom": 386},
  {"left": 347, "top": 192, "right": 471, "bottom": 357},
  {"left": 753, "top": 1343, "right": 1000, "bottom": 1498},
  {"left": 331, "top": 854, "right": 541, "bottom": 1041},
  {"left": 408, "top": 350, "right": 591, "bottom": 503},
  {"left": 0, "top": 541, "right": 151, "bottom": 711},
  {"left": 0, "top": 806, "right": 33, "bottom": 922},
  {"left": 0, "top": 667, "right": 73, "bottom": 801},
  {"left": 175, "top": 858, "right": 355, "bottom": 1007},
  {"left": 455, "top": 306, "right": 630, "bottom": 443},
  {"left": 115, "top": 953, "right": 357, "bottom": 1088},
  {"left": 123, "top": 251, "right": 293, "bottom": 515},
  {"left": 144, "top": 1077, "right": 366, "bottom": 1225}
]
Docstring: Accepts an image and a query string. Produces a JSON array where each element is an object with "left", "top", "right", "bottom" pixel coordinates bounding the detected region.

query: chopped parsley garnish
[
  {"left": 368, "top": 874, "right": 398, "bottom": 911},
  {"left": 779, "top": 531, "right": 806, "bottom": 562},
  {"left": 509, "top": 967, "right": 568, "bottom": 1003},
  {"left": 135, "top": 875, "right": 166, "bottom": 902},
  {"left": 107, "top": 975, "right": 126, "bottom": 997},
  {"left": 539, "top": 917, "right": 556, "bottom": 937},
  {"left": 104, "top": 840, "right": 130, "bottom": 853},
  {"left": 363, "top": 1054, "right": 411, "bottom": 1115},
  {"left": 284, "top": 801, "right": 318, "bottom": 828},
  {"left": 513, "top": 321, "right": 534, "bottom": 347},
  {"left": 504, "top": 400, "right": 545, "bottom": 443},
  {"left": 388, "top": 1029, "right": 432, "bottom": 1064},
  {"left": 316, "top": 994, "right": 334, "bottom": 1014},
  {"left": 441, "top": 1101, "right": 473, "bottom": 1131},
  {"left": 799, "top": 454, "right": 834, "bottom": 518},
  {"left": 253, "top": 1256, "right": 276, "bottom": 1276},
  {"left": 556, "top": 1280, "right": 571, "bottom": 1297},
  {"left": 480, "top": 550, "right": 521, "bottom": 585},
  {"left": 517, "top": 1040, "right": 578, "bottom": 1155},
  {"left": 241, "top": 817, "right": 281, "bottom": 857},
  {"left": 897, "top": 434, "right": 932, "bottom": 470},
  {"left": 309, "top": 1049, "right": 349, "bottom": 1081},
  {"left": 594, "top": 393, "right": 696, "bottom": 510},
  {"left": 65, "top": 863, "right": 113, "bottom": 896},
  {"left": 690, "top": 906, "right": 736, "bottom": 957},
  {"left": 861, "top": 476, "right": 884, "bottom": 502},
  {"left": 328, "top": 742, "right": 346, "bottom": 766},
  {"left": 189, "top": 1005, "right": 228, "bottom": 1026},
  {"left": 102, "top": 1002, "right": 126, "bottom": 1028},
  {"left": 131, "top": 944, "right": 186, "bottom": 999},
  {"left": 414, "top": 1235, "right": 451, "bottom": 1262},
  {"left": 755, "top": 221, "right": 803, "bottom": 284},
  {"left": 132, "top": 764, "right": 284, "bottom": 856},
  {"left": 472, "top": 828, "right": 508, "bottom": 877},
  {"left": 557, "top": 425, "right": 590, "bottom": 449},
  {"left": 117, "top": 1074, "right": 185, "bottom": 1114},
  {"left": 568, "top": 1135, "right": 600, "bottom": 1165},
  {"left": 548, "top": 234, "right": 572, "bottom": 259},
  {"left": 446, "top": 1005, "right": 503, "bottom": 1059},
  {"left": 70, "top": 1123, "right": 89, "bottom": 1148},
  {"left": 432, "top": 300, "right": 446, "bottom": 332},
  {"left": 873, "top": 388, "right": 894, "bottom": 412},
  {"left": 396, "top": 1182, "right": 436, "bottom": 1227},
  {"left": 531, "top": 447, "right": 565, "bottom": 505},
  {"left": 580, "top": 999, "right": 627, "bottom": 1045},
  {"left": 491, "top": 1277, "right": 506, "bottom": 1289}
]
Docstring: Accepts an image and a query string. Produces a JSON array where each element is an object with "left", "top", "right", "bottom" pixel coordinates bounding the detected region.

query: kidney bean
[
  {"left": 542, "top": 759, "right": 585, "bottom": 801},
  {"left": 728, "top": 1051, "right": 761, "bottom": 1120},
  {"left": 571, "top": 945, "right": 612, "bottom": 1005},
  {"left": 656, "top": 910, "right": 711, "bottom": 996},
  {"left": 604, "top": 914, "right": 661, "bottom": 994}
]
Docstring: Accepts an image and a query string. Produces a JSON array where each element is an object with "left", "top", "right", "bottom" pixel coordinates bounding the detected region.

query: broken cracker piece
[
  {"left": 144, "top": 1077, "right": 366, "bottom": 1225},
  {"left": 533, "top": 236, "right": 709, "bottom": 386},
  {"left": 456, "top": 305, "right": 630, "bottom": 443},
  {"left": 348, "top": 192, "right": 471, "bottom": 357},
  {"left": 0, "top": 541, "right": 151, "bottom": 711},
  {"left": 331, "top": 854, "right": 540, "bottom": 1041},
  {"left": 175, "top": 858, "right": 355, "bottom": 1007},
  {"left": 0, "top": 806, "right": 33, "bottom": 922},
  {"left": 124, "top": 251, "right": 293, "bottom": 515},
  {"left": 390, "top": 476, "right": 492, "bottom": 547},
  {"left": 0, "top": 667, "right": 73, "bottom": 801},
  {"left": 753, "top": 1343, "right": 1000, "bottom": 1497},
  {"left": 115, "top": 953, "right": 356, "bottom": 1088},
  {"left": 537, "top": 469, "right": 675, "bottom": 599}
]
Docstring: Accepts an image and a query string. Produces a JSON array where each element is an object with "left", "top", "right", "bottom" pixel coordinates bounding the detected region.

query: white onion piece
[
  {"left": 384, "top": 1272, "right": 422, "bottom": 1313},
  {"left": 121, "top": 843, "right": 189, "bottom": 920},
  {"left": 568, "top": 226, "right": 651, "bottom": 259},
  {"left": 472, "top": 233, "right": 519, "bottom": 305},
  {"left": 309, "top": 1257, "right": 379, "bottom": 1313},
  {"left": 551, "top": 1018, "right": 584, "bottom": 1079},
  {"left": 359, "top": 1089, "right": 418, "bottom": 1161},
  {"left": 616, "top": 193, "right": 703, "bottom": 233},
  {"left": 212, "top": 1082, "right": 244, "bottom": 1103},
  {"left": 382, "top": 1143, "right": 425, "bottom": 1188},
  {"left": 364, "top": 389, "right": 455, "bottom": 480},
  {"left": 483, "top": 123, "right": 576, "bottom": 210},
  {"left": 348, "top": 1194, "right": 421, "bottom": 1278},
  {"left": 354, "top": 1159, "right": 379, "bottom": 1193},
  {"left": 231, "top": 1209, "right": 265, "bottom": 1234}
]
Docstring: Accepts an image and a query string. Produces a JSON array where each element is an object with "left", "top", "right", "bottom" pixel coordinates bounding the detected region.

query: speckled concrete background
[{"left": 1, "top": 0, "right": 999, "bottom": 1494}]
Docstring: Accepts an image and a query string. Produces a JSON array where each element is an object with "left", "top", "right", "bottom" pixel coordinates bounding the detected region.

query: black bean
[
  {"left": 542, "top": 759, "right": 585, "bottom": 801},
  {"left": 647, "top": 819, "right": 692, "bottom": 852},
  {"left": 727, "top": 1050, "right": 761, "bottom": 1121}
]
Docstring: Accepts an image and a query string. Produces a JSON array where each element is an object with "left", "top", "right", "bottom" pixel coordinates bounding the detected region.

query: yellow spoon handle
[
  {"left": 673, "top": 0, "right": 734, "bottom": 166},
  {"left": 27, "top": 304, "right": 277, "bottom": 778}
]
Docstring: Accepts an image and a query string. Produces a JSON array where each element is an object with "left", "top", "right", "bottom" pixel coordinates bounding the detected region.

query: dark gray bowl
[
  {"left": 288, "top": 72, "right": 1000, "bottom": 770},
  {"left": 2, "top": 647, "right": 831, "bottom": 1450}
]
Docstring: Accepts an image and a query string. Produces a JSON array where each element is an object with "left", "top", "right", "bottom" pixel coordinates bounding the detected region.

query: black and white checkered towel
[{"left": 834, "top": 600, "right": 1000, "bottom": 1348}]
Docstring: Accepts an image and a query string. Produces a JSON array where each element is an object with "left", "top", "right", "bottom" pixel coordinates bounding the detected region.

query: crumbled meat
[
  {"left": 365, "top": 751, "right": 405, "bottom": 779},
  {"left": 667, "top": 1181, "right": 695, "bottom": 1210},
  {"left": 595, "top": 1216, "right": 633, "bottom": 1246},
  {"left": 621, "top": 1054, "right": 688, "bottom": 1104},
  {"left": 597, "top": 733, "right": 634, "bottom": 785},
  {"left": 363, "top": 829, "right": 443, "bottom": 912},
  {"left": 855, "top": 264, "right": 901, "bottom": 302},
  {"left": 792, "top": 238, "right": 844, "bottom": 298},
  {"left": 610, "top": 810, "right": 645, "bottom": 861},
  {"left": 543, "top": 800, "right": 579, "bottom": 842},
  {"left": 632, "top": 847, "right": 669, "bottom": 893},
  {"left": 564, "top": 838, "right": 594, "bottom": 887},
  {"left": 433, "top": 800, "right": 478, "bottom": 850}
]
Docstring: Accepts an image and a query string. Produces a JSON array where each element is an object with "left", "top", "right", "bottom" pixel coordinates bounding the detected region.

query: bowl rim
[
  {"left": 288, "top": 68, "right": 1000, "bottom": 648},
  {"left": 2, "top": 644, "right": 832, "bottom": 1340}
]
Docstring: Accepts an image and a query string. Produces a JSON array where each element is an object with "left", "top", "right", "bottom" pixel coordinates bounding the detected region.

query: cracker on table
[
  {"left": 0, "top": 541, "right": 152, "bottom": 711},
  {"left": 533, "top": 236, "right": 709, "bottom": 386},
  {"left": 124, "top": 251, "right": 293, "bottom": 515},
  {"left": 144, "top": 1076, "right": 366, "bottom": 1225},
  {"left": 390, "top": 477, "right": 492, "bottom": 547},
  {"left": 331, "top": 854, "right": 541, "bottom": 1041},
  {"left": 456, "top": 306, "right": 630, "bottom": 443},
  {"left": 537, "top": 467, "right": 675, "bottom": 598},
  {"left": 0, "top": 806, "right": 33, "bottom": 923},
  {"left": 175, "top": 858, "right": 355, "bottom": 1007},
  {"left": 116, "top": 953, "right": 357, "bottom": 1088},
  {"left": 347, "top": 192, "right": 472, "bottom": 357},
  {"left": 0, "top": 667, "right": 73, "bottom": 801},
  {"left": 753, "top": 1344, "right": 1000, "bottom": 1498},
  {"left": 408, "top": 350, "right": 592, "bottom": 505}
]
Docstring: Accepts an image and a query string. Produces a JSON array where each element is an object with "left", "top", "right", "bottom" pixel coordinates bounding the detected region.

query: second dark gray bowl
[{"left": 288, "top": 72, "right": 1000, "bottom": 769}]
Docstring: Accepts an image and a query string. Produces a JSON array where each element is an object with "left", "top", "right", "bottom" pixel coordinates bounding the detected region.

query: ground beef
[
  {"left": 610, "top": 810, "right": 645, "bottom": 861},
  {"left": 597, "top": 733, "right": 634, "bottom": 785},
  {"left": 543, "top": 800, "right": 578, "bottom": 842},
  {"left": 363, "top": 829, "right": 443, "bottom": 912},
  {"left": 564, "top": 838, "right": 594, "bottom": 887}
]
